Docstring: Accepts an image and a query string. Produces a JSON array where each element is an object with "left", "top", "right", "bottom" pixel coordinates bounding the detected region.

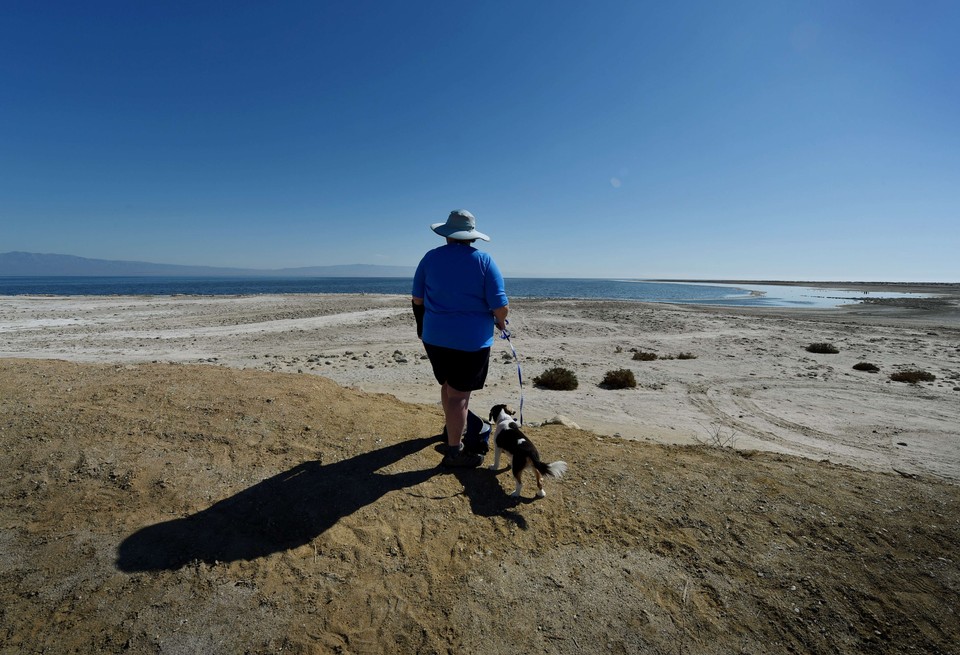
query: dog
[{"left": 488, "top": 404, "right": 567, "bottom": 498}]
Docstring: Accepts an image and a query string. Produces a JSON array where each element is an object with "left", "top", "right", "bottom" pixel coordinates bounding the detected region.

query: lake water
[{"left": 0, "top": 276, "right": 926, "bottom": 308}]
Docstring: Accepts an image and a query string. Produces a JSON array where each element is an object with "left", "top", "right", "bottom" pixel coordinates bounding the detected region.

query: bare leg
[{"left": 441, "top": 383, "right": 471, "bottom": 448}]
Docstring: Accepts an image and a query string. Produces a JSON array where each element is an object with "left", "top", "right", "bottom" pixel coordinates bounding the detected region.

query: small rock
[{"left": 543, "top": 415, "right": 580, "bottom": 429}]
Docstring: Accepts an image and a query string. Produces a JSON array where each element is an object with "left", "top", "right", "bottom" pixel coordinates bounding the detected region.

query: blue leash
[{"left": 498, "top": 320, "right": 524, "bottom": 426}]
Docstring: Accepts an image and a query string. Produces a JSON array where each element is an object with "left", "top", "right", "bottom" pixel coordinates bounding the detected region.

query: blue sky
[{"left": 2, "top": 1, "right": 958, "bottom": 281}]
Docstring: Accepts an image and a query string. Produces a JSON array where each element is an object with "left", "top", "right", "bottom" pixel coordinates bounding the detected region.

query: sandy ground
[
  {"left": 2, "top": 288, "right": 959, "bottom": 481},
  {"left": 1, "top": 288, "right": 959, "bottom": 653}
]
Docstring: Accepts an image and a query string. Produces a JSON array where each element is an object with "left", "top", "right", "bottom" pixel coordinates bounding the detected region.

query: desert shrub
[
  {"left": 806, "top": 342, "right": 840, "bottom": 354},
  {"left": 852, "top": 362, "right": 880, "bottom": 373},
  {"left": 649, "top": 352, "right": 697, "bottom": 361},
  {"left": 533, "top": 367, "right": 578, "bottom": 390},
  {"left": 889, "top": 370, "right": 936, "bottom": 384},
  {"left": 632, "top": 351, "right": 657, "bottom": 361},
  {"left": 601, "top": 368, "right": 637, "bottom": 389},
  {"left": 695, "top": 423, "right": 738, "bottom": 448}
]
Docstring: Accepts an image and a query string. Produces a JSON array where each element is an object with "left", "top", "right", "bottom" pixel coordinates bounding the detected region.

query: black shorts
[{"left": 423, "top": 343, "right": 491, "bottom": 392}]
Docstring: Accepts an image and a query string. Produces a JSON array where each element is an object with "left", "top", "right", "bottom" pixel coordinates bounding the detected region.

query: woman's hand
[{"left": 493, "top": 305, "right": 509, "bottom": 332}]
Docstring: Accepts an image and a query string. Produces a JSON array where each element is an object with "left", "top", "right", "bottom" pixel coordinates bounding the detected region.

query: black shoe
[{"left": 440, "top": 446, "right": 483, "bottom": 468}]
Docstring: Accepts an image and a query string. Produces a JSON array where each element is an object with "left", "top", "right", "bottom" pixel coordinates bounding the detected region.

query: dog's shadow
[
  {"left": 437, "top": 445, "right": 533, "bottom": 530},
  {"left": 116, "top": 435, "right": 443, "bottom": 572}
]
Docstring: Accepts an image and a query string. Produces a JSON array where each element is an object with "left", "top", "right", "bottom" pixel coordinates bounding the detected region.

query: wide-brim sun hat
[{"left": 431, "top": 209, "right": 490, "bottom": 241}]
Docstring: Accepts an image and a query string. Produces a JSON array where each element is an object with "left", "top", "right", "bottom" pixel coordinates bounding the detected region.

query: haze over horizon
[
  {"left": 2, "top": 2, "right": 958, "bottom": 282},
  {"left": 0, "top": 250, "right": 956, "bottom": 284}
]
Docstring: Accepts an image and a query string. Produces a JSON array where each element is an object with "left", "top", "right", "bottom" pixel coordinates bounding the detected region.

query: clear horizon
[
  {"left": 2, "top": 2, "right": 958, "bottom": 282},
  {"left": 2, "top": 251, "right": 956, "bottom": 285}
]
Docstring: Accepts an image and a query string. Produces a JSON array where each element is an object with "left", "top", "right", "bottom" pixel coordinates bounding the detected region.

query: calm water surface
[{"left": 0, "top": 276, "right": 927, "bottom": 308}]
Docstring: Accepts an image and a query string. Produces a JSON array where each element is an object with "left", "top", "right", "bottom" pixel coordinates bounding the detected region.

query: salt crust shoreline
[{"left": 2, "top": 284, "right": 959, "bottom": 482}]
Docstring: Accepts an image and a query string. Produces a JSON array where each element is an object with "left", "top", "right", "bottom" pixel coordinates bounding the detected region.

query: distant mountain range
[{"left": 0, "top": 252, "right": 416, "bottom": 278}]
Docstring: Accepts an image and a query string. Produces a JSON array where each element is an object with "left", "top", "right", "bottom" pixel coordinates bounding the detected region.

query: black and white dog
[{"left": 488, "top": 404, "right": 568, "bottom": 498}]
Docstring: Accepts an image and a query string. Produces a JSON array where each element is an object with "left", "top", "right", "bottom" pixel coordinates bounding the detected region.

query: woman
[{"left": 412, "top": 210, "right": 509, "bottom": 467}]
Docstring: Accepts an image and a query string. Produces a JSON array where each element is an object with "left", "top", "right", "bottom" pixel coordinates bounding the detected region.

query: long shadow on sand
[{"left": 116, "top": 435, "right": 444, "bottom": 572}]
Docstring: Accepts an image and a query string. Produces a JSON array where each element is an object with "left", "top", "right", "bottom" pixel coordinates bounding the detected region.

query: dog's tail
[{"left": 535, "top": 460, "right": 568, "bottom": 478}]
